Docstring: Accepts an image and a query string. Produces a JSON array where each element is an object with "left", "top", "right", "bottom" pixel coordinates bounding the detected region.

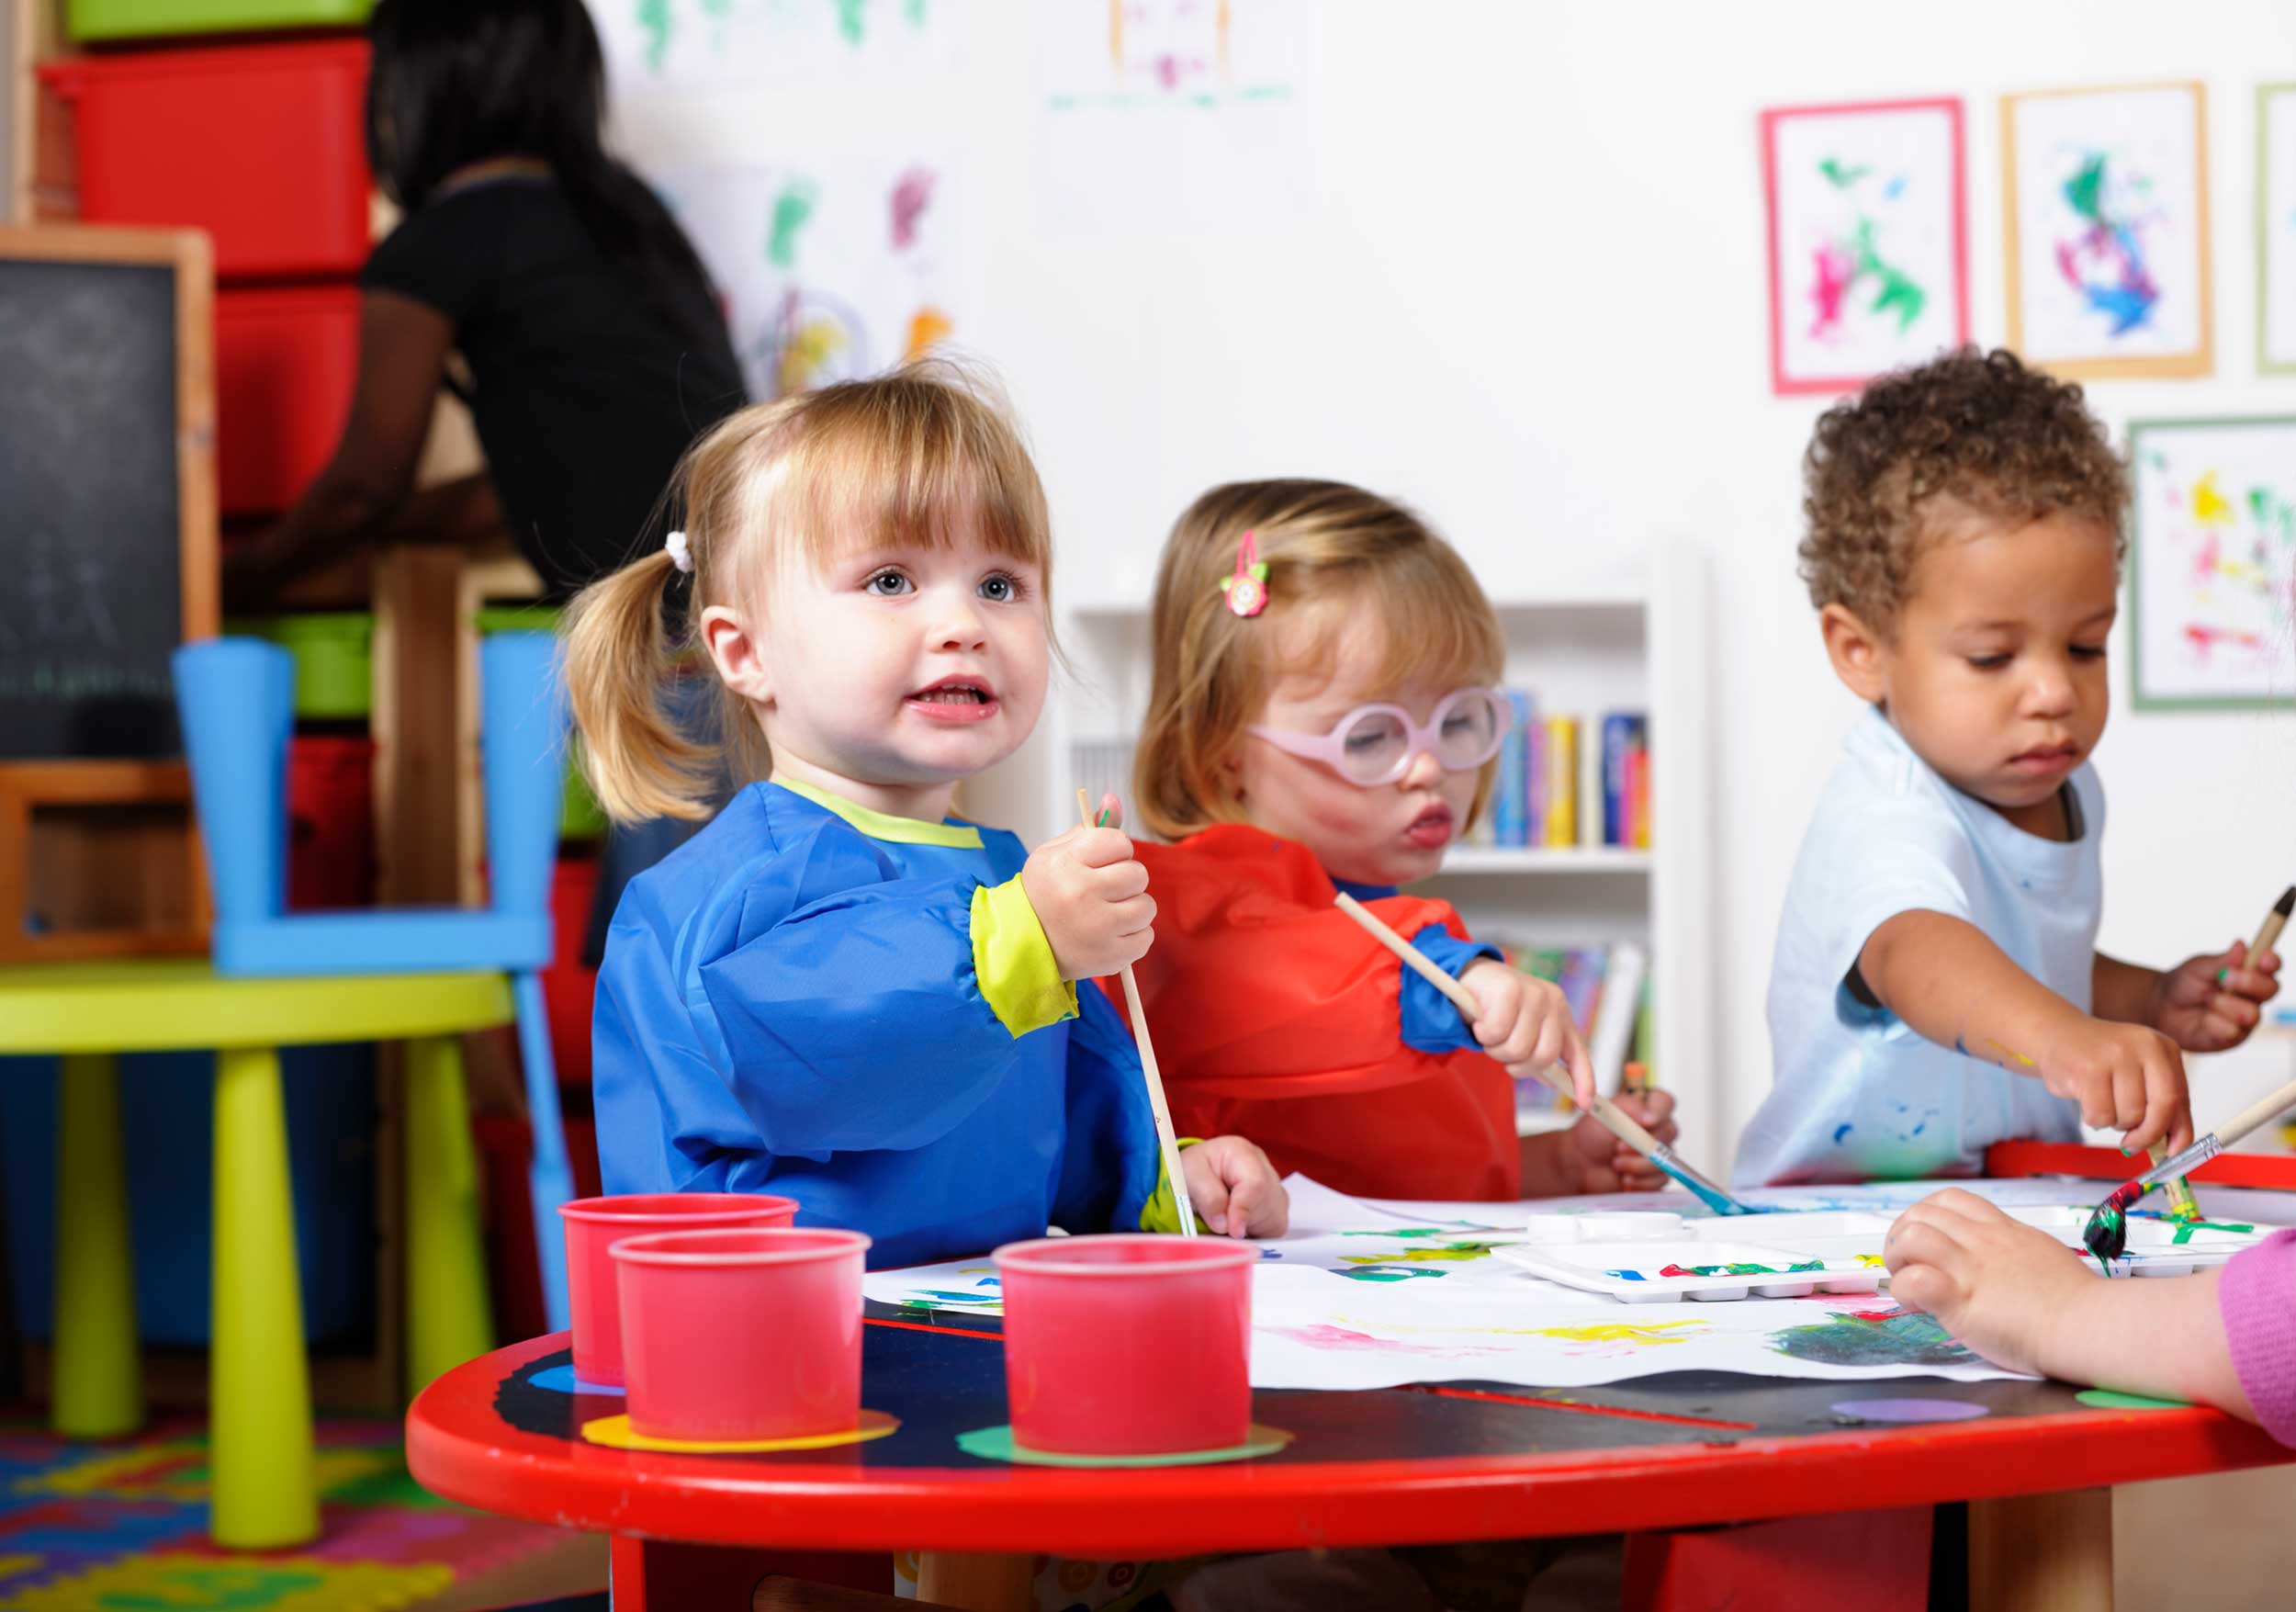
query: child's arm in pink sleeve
[{"left": 2220, "top": 1228, "right": 2296, "bottom": 1447}]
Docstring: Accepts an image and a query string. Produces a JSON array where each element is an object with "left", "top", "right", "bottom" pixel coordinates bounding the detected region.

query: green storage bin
[
  {"left": 68, "top": 0, "right": 373, "bottom": 42},
  {"left": 474, "top": 605, "right": 606, "bottom": 842},
  {"left": 232, "top": 611, "right": 374, "bottom": 722}
]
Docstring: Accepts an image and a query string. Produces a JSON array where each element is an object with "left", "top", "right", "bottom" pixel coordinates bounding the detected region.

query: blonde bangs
[{"left": 759, "top": 365, "right": 1052, "bottom": 579}]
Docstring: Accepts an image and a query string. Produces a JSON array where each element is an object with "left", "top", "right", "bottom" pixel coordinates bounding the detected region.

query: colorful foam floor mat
[{"left": 0, "top": 1416, "right": 568, "bottom": 1610}]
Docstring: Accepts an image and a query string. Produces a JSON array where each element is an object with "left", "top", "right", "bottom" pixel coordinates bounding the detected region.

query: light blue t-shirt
[{"left": 1735, "top": 707, "right": 2098, "bottom": 1186}]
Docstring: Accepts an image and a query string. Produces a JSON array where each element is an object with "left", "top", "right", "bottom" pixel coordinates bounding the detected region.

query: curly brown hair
[{"left": 1798, "top": 347, "right": 2129, "bottom": 631}]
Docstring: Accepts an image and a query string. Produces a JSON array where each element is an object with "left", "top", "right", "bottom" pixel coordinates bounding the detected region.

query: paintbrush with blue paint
[
  {"left": 2082, "top": 1071, "right": 2296, "bottom": 1262},
  {"left": 1333, "top": 892, "right": 1755, "bottom": 1217}
]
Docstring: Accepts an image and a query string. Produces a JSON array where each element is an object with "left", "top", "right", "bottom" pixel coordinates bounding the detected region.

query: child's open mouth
[
  {"left": 907, "top": 677, "right": 999, "bottom": 723},
  {"left": 1403, "top": 805, "right": 1455, "bottom": 850}
]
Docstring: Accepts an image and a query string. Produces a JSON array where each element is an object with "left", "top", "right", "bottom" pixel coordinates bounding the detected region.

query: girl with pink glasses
[{"left": 1111, "top": 479, "right": 1681, "bottom": 1202}]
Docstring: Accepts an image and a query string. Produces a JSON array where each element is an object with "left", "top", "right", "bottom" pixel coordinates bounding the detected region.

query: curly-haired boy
[{"left": 1736, "top": 348, "right": 2279, "bottom": 1186}]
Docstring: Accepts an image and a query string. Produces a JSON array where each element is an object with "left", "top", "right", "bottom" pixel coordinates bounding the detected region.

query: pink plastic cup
[
  {"left": 558, "top": 1192, "right": 797, "bottom": 1387},
  {"left": 993, "top": 1234, "right": 1256, "bottom": 1456},
  {"left": 611, "top": 1227, "right": 871, "bottom": 1443}
]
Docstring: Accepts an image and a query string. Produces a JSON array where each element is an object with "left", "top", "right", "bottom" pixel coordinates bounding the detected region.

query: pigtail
[{"left": 563, "top": 549, "right": 717, "bottom": 824}]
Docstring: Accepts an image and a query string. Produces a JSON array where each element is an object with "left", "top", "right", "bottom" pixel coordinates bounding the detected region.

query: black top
[{"left": 363, "top": 176, "right": 746, "bottom": 601}]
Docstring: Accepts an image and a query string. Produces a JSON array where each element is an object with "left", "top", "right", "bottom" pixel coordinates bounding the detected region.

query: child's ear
[
  {"left": 701, "top": 605, "right": 771, "bottom": 707},
  {"left": 1818, "top": 603, "right": 1889, "bottom": 705}
]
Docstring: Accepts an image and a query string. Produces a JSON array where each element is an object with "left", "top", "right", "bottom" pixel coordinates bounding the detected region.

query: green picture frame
[
  {"left": 2259, "top": 83, "right": 2296, "bottom": 376},
  {"left": 2126, "top": 415, "right": 2296, "bottom": 713}
]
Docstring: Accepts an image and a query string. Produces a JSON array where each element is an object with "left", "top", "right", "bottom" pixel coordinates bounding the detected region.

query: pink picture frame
[{"left": 1761, "top": 97, "right": 1971, "bottom": 397}]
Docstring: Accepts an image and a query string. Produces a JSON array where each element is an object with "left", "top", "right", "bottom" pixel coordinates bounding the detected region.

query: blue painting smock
[
  {"left": 1735, "top": 708, "right": 2097, "bottom": 1186},
  {"left": 593, "top": 778, "right": 1172, "bottom": 1268}
]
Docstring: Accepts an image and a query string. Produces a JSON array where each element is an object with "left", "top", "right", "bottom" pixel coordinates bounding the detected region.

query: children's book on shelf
[
  {"left": 1475, "top": 693, "right": 1651, "bottom": 851},
  {"left": 1499, "top": 941, "right": 1655, "bottom": 1118}
]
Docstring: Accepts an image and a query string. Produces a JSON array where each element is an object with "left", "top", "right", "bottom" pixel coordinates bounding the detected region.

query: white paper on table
[{"left": 859, "top": 1175, "right": 2296, "bottom": 1391}]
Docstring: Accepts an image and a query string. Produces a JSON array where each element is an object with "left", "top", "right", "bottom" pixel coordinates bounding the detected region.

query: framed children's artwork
[
  {"left": 2258, "top": 84, "right": 2296, "bottom": 374},
  {"left": 2128, "top": 416, "right": 2296, "bottom": 711},
  {"left": 2002, "top": 83, "right": 2212, "bottom": 379},
  {"left": 1761, "top": 97, "right": 1969, "bottom": 397}
]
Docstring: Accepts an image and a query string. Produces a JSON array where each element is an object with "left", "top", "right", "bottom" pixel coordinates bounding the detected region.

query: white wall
[{"left": 608, "top": 0, "right": 2296, "bottom": 1159}]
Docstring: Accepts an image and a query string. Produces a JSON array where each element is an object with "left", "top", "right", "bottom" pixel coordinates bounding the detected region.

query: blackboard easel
[{"left": 0, "top": 224, "right": 216, "bottom": 962}]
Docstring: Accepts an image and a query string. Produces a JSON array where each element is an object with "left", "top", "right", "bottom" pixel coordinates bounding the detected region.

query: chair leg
[
  {"left": 211, "top": 1044, "right": 317, "bottom": 1548},
  {"left": 514, "top": 971, "right": 574, "bottom": 1334},
  {"left": 404, "top": 1033, "right": 494, "bottom": 1397},
  {"left": 52, "top": 1052, "right": 142, "bottom": 1437}
]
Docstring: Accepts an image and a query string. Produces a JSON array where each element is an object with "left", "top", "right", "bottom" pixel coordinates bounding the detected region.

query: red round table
[{"left": 408, "top": 1306, "right": 2292, "bottom": 1612}]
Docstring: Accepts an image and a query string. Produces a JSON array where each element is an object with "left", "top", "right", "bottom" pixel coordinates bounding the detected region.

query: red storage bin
[
  {"left": 218, "top": 284, "right": 361, "bottom": 515},
  {"left": 287, "top": 732, "right": 375, "bottom": 910},
  {"left": 542, "top": 853, "right": 600, "bottom": 1086},
  {"left": 45, "top": 40, "right": 373, "bottom": 281}
]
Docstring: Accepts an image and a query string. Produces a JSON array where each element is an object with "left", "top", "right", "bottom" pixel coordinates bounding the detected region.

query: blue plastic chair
[{"left": 172, "top": 634, "right": 575, "bottom": 1332}]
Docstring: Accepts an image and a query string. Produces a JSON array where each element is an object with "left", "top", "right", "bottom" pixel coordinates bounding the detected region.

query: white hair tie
[{"left": 664, "top": 530, "right": 693, "bottom": 574}]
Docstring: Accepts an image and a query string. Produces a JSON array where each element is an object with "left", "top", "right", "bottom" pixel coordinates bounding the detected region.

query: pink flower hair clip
[{"left": 1220, "top": 529, "right": 1269, "bottom": 618}]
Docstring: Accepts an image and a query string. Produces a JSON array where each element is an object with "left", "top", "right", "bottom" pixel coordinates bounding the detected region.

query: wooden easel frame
[{"left": 0, "top": 224, "right": 219, "bottom": 962}]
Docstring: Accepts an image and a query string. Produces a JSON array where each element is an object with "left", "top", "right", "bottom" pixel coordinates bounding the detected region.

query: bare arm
[
  {"left": 1859, "top": 908, "right": 2086, "bottom": 1067},
  {"left": 1861, "top": 909, "right": 2189, "bottom": 1153},
  {"left": 2092, "top": 952, "right": 2166, "bottom": 1027},
  {"left": 222, "top": 290, "right": 464, "bottom": 612},
  {"left": 1888, "top": 1189, "right": 2253, "bottom": 1418}
]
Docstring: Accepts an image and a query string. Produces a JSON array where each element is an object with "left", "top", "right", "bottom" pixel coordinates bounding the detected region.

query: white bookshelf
[{"left": 984, "top": 537, "right": 1717, "bottom": 1174}]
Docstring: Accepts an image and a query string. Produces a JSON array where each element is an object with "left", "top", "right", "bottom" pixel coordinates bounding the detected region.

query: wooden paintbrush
[
  {"left": 1077, "top": 791, "right": 1198, "bottom": 1237},
  {"left": 1332, "top": 891, "right": 1754, "bottom": 1217},
  {"left": 2151, "top": 886, "right": 2296, "bottom": 1222}
]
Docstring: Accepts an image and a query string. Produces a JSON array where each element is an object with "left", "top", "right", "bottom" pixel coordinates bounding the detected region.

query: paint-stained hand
[
  {"left": 1180, "top": 1135, "right": 1289, "bottom": 1239},
  {"left": 2032, "top": 1015, "right": 2193, "bottom": 1156},
  {"left": 1559, "top": 1089, "right": 1679, "bottom": 1195},
  {"left": 1884, "top": 1189, "right": 2098, "bottom": 1377},
  {"left": 1024, "top": 800, "right": 1155, "bottom": 981},
  {"left": 1458, "top": 959, "right": 1596, "bottom": 1109},
  {"left": 2150, "top": 940, "right": 2282, "bottom": 1053}
]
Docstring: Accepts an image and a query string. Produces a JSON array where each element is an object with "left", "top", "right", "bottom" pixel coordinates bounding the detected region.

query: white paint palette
[{"left": 1492, "top": 1206, "right": 2276, "bottom": 1303}]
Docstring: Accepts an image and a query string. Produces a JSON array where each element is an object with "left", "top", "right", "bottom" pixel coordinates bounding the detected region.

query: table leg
[
  {"left": 52, "top": 1052, "right": 142, "bottom": 1437},
  {"left": 404, "top": 1033, "right": 493, "bottom": 1396},
  {"left": 1969, "top": 1487, "right": 2112, "bottom": 1612},
  {"left": 211, "top": 1044, "right": 318, "bottom": 1548},
  {"left": 914, "top": 1551, "right": 1036, "bottom": 1611}
]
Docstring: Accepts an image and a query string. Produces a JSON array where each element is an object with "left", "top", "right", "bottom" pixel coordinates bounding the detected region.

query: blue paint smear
[
  {"left": 1604, "top": 1269, "right": 1648, "bottom": 1281},
  {"left": 1833, "top": 1122, "right": 1854, "bottom": 1144}
]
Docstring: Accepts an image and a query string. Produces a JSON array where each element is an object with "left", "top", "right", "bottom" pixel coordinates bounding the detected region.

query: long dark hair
[{"left": 366, "top": 0, "right": 727, "bottom": 356}]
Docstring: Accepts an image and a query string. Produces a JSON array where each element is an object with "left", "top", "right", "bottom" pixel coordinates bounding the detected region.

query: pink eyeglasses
[{"left": 1246, "top": 688, "right": 1513, "bottom": 787}]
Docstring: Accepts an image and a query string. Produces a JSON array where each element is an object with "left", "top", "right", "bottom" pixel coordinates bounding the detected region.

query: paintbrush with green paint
[
  {"left": 2147, "top": 885, "right": 2296, "bottom": 1221},
  {"left": 2082, "top": 1071, "right": 2296, "bottom": 1263},
  {"left": 1332, "top": 892, "right": 1756, "bottom": 1218},
  {"left": 1986, "top": 1037, "right": 2206, "bottom": 1223}
]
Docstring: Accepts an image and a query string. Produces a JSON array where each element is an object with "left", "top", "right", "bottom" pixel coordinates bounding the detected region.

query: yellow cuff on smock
[
  {"left": 971, "top": 874, "right": 1079, "bottom": 1039},
  {"left": 1138, "top": 1138, "right": 1209, "bottom": 1234}
]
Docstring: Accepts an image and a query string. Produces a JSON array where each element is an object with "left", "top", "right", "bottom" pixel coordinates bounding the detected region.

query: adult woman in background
[{"left": 227, "top": 0, "right": 747, "bottom": 946}]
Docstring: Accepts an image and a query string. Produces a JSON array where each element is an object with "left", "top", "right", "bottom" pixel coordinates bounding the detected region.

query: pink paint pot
[
  {"left": 610, "top": 1227, "right": 871, "bottom": 1443},
  {"left": 558, "top": 1193, "right": 797, "bottom": 1387},
  {"left": 993, "top": 1234, "right": 1255, "bottom": 1456}
]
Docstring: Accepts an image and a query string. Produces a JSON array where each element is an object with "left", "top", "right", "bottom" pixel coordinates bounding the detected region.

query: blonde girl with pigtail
[{"left": 562, "top": 366, "right": 1285, "bottom": 1267}]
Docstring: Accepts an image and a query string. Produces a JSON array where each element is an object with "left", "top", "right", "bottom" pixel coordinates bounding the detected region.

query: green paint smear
[
  {"left": 2064, "top": 152, "right": 2108, "bottom": 222},
  {"left": 956, "top": 1423, "right": 1291, "bottom": 1467},
  {"left": 637, "top": 0, "right": 671, "bottom": 73},
  {"left": 2076, "top": 1388, "right": 2188, "bottom": 1411},
  {"left": 836, "top": 0, "right": 866, "bottom": 45},
  {"left": 767, "top": 182, "right": 816, "bottom": 269},
  {"left": 1772, "top": 1312, "right": 1976, "bottom": 1369},
  {"left": 1339, "top": 1242, "right": 1504, "bottom": 1266},
  {"left": 1335, "top": 1266, "right": 1446, "bottom": 1282}
]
